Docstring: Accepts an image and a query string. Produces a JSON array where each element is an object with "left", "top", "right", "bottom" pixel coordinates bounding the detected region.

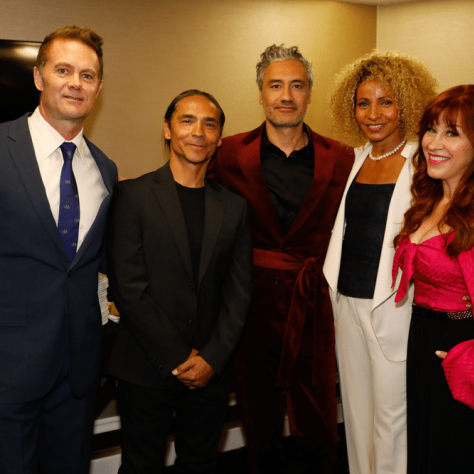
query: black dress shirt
[
  {"left": 175, "top": 182, "right": 205, "bottom": 287},
  {"left": 260, "top": 125, "right": 314, "bottom": 236}
]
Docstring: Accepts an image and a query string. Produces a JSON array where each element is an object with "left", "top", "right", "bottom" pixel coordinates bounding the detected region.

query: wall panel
[{"left": 1, "top": 0, "right": 376, "bottom": 176}]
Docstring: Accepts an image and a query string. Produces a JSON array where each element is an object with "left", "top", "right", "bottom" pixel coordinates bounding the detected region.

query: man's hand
[
  {"left": 172, "top": 350, "right": 215, "bottom": 389},
  {"left": 187, "top": 348, "right": 199, "bottom": 360}
]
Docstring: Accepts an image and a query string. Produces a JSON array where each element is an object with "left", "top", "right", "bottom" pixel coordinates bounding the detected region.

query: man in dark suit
[
  {"left": 207, "top": 45, "right": 354, "bottom": 474},
  {"left": 107, "top": 90, "right": 252, "bottom": 474},
  {"left": 0, "top": 26, "right": 117, "bottom": 473}
]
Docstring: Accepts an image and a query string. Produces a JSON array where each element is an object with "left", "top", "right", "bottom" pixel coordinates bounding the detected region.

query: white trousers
[{"left": 335, "top": 295, "right": 407, "bottom": 474}]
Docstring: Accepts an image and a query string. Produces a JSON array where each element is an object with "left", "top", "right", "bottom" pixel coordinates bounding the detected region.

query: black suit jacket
[
  {"left": 107, "top": 162, "right": 252, "bottom": 388},
  {"left": 0, "top": 113, "right": 118, "bottom": 402}
]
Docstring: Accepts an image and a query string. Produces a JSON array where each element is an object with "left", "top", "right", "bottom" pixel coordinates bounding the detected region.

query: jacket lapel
[
  {"left": 238, "top": 125, "right": 282, "bottom": 235},
  {"left": 72, "top": 194, "right": 112, "bottom": 267},
  {"left": 286, "top": 128, "right": 337, "bottom": 239},
  {"left": 372, "top": 143, "right": 416, "bottom": 309},
  {"left": 7, "top": 115, "right": 69, "bottom": 260},
  {"left": 85, "top": 136, "right": 115, "bottom": 194},
  {"left": 71, "top": 139, "right": 115, "bottom": 267},
  {"left": 323, "top": 144, "right": 368, "bottom": 292},
  {"left": 198, "top": 179, "right": 225, "bottom": 287},
  {"left": 152, "top": 163, "right": 194, "bottom": 281}
]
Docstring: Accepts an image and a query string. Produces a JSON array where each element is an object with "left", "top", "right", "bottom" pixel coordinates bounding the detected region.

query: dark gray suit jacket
[
  {"left": 0, "top": 113, "right": 118, "bottom": 402},
  {"left": 107, "top": 162, "right": 252, "bottom": 388}
]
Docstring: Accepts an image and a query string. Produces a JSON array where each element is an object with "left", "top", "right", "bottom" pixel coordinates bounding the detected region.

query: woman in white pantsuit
[{"left": 323, "top": 52, "right": 437, "bottom": 474}]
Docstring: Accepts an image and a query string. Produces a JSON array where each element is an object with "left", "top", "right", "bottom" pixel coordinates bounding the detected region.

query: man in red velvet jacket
[{"left": 207, "top": 45, "right": 354, "bottom": 474}]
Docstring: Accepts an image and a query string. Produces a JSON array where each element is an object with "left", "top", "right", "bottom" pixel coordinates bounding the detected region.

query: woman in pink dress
[{"left": 393, "top": 84, "right": 474, "bottom": 474}]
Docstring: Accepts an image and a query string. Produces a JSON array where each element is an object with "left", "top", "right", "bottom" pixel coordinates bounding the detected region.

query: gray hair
[{"left": 256, "top": 44, "right": 314, "bottom": 90}]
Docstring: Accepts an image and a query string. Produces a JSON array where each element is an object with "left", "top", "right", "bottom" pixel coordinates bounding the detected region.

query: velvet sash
[{"left": 253, "top": 248, "right": 322, "bottom": 388}]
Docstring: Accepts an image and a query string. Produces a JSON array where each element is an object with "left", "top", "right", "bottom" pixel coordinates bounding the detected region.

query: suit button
[
  {"left": 188, "top": 319, "right": 194, "bottom": 324},
  {"left": 190, "top": 286, "right": 195, "bottom": 291},
  {"left": 281, "top": 244, "right": 287, "bottom": 251},
  {"left": 67, "top": 271, "right": 72, "bottom": 276},
  {"left": 274, "top": 278, "right": 280, "bottom": 284}
]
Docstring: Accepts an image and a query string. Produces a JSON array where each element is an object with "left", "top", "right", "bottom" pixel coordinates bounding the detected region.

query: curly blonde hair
[{"left": 329, "top": 51, "right": 438, "bottom": 148}]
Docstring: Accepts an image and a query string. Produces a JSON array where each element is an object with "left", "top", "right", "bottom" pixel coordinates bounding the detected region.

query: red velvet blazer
[{"left": 208, "top": 123, "right": 353, "bottom": 389}]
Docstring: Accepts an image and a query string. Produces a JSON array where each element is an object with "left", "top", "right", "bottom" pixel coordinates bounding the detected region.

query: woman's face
[
  {"left": 422, "top": 111, "right": 474, "bottom": 194},
  {"left": 355, "top": 80, "right": 403, "bottom": 147}
]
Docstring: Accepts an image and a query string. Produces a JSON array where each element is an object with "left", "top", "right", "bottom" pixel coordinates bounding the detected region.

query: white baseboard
[
  {"left": 90, "top": 420, "right": 247, "bottom": 473},
  {"left": 90, "top": 394, "right": 343, "bottom": 473}
]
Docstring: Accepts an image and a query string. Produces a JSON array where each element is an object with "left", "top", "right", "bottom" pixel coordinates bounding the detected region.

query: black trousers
[
  {"left": 407, "top": 305, "right": 474, "bottom": 474},
  {"left": 234, "top": 349, "right": 337, "bottom": 474},
  {"left": 118, "top": 375, "right": 230, "bottom": 474}
]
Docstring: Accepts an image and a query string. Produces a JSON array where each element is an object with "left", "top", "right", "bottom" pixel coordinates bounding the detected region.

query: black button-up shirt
[{"left": 260, "top": 125, "right": 314, "bottom": 236}]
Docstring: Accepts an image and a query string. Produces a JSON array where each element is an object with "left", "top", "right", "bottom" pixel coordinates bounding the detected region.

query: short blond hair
[
  {"left": 329, "top": 51, "right": 438, "bottom": 148},
  {"left": 36, "top": 26, "right": 104, "bottom": 80}
]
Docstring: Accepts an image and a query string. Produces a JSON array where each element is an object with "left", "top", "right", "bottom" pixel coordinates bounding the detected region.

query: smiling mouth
[
  {"left": 365, "top": 124, "right": 386, "bottom": 131},
  {"left": 64, "top": 96, "right": 83, "bottom": 102},
  {"left": 429, "top": 154, "right": 449, "bottom": 163}
]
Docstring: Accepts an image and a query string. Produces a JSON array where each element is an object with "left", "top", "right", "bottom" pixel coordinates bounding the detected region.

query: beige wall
[
  {"left": 377, "top": 0, "right": 474, "bottom": 93},
  {"left": 1, "top": 0, "right": 376, "bottom": 177}
]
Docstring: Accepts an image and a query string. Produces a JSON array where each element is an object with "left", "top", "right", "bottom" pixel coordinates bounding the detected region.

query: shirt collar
[
  {"left": 401, "top": 142, "right": 416, "bottom": 159},
  {"left": 261, "top": 123, "right": 312, "bottom": 151},
  {"left": 29, "top": 107, "right": 86, "bottom": 163}
]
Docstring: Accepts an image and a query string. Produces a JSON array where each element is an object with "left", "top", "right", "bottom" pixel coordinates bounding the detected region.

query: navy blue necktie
[{"left": 58, "top": 142, "right": 80, "bottom": 261}]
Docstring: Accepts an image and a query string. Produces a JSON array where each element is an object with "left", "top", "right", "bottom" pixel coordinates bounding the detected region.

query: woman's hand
[{"left": 435, "top": 297, "right": 471, "bottom": 360}]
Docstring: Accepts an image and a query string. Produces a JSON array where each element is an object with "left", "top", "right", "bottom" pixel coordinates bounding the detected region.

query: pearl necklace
[{"left": 368, "top": 140, "right": 406, "bottom": 161}]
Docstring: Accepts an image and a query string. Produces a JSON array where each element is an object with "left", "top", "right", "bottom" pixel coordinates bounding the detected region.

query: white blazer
[{"left": 323, "top": 142, "right": 416, "bottom": 362}]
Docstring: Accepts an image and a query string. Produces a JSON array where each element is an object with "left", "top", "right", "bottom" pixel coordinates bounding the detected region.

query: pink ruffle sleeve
[{"left": 442, "top": 339, "right": 474, "bottom": 410}]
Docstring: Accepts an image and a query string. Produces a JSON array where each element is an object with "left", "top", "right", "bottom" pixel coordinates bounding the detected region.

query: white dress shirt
[{"left": 28, "top": 107, "right": 109, "bottom": 250}]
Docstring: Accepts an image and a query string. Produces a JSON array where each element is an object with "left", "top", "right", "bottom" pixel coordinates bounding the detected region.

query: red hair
[{"left": 394, "top": 85, "right": 474, "bottom": 256}]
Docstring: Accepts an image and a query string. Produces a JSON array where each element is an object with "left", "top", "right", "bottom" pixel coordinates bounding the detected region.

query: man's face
[
  {"left": 163, "top": 95, "right": 223, "bottom": 167},
  {"left": 259, "top": 60, "right": 312, "bottom": 128},
  {"left": 33, "top": 38, "right": 103, "bottom": 129}
]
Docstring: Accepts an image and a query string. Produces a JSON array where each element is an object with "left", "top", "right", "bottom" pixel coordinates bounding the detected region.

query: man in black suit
[
  {"left": 107, "top": 90, "right": 252, "bottom": 474},
  {"left": 0, "top": 26, "right": 117, "bottom": 473}
]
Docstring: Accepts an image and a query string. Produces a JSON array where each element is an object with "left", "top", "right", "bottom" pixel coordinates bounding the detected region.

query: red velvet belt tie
[{"left": 252, "top": 248, "right": 322, "bottom": 388}]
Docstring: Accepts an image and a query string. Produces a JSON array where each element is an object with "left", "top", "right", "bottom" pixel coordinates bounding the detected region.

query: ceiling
[{"left": 331, "top": 0, "right": 419, "bottom": 5}]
